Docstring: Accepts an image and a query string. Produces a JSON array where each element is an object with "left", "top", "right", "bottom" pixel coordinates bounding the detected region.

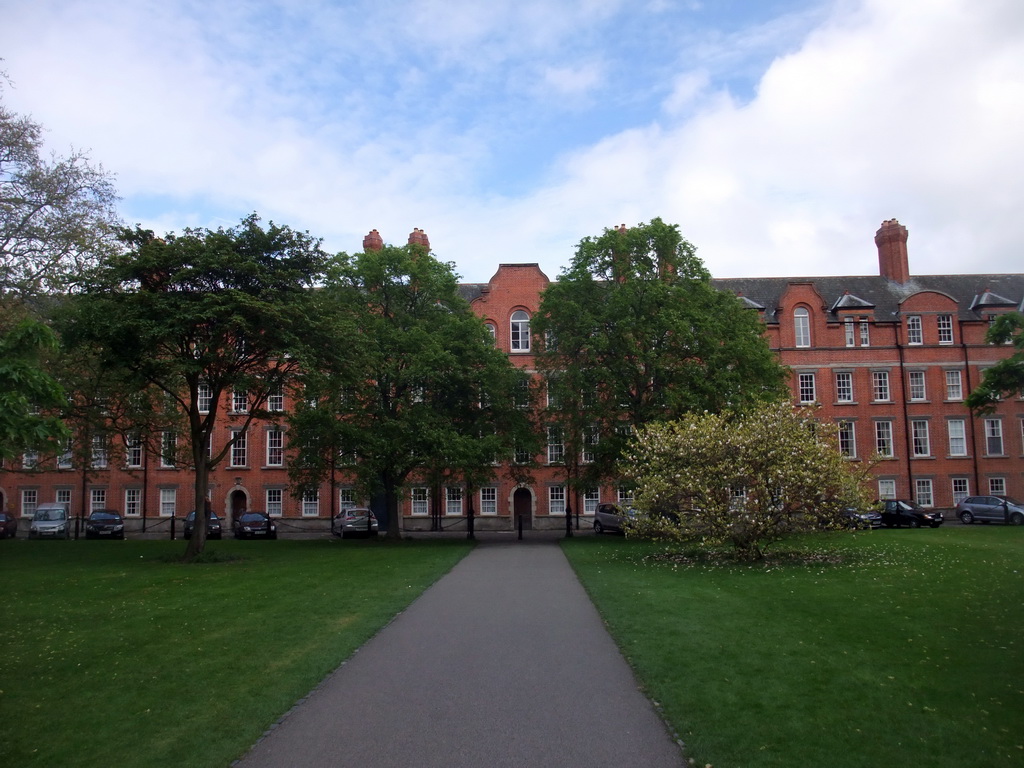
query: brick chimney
[
  {"left": 408, "top": 228, "right": 430, "bottom": 251},
  {"left": 363, "top": 229, "right": 383, "bottom": 252},
  {"left": 875, "top": 219, "right": 909, "bottom": 284}
]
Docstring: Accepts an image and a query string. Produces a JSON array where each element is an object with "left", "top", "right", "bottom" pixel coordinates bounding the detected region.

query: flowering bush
[{"left": 621, "top": 402, "right": 873, "bottom": 559}]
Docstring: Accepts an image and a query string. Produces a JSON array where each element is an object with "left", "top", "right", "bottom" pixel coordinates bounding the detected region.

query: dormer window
[
  {"left": 907, "top": 315, "right": 923, "bottom": 345},
  {"left": 510, "top": 310, "right": 531, "bottom": 352},
  {"left": 794, "top": 307, "right": 811, "bottom": 348}
]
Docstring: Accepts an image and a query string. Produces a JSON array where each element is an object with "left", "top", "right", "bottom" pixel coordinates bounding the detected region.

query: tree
[
  {"left": 533, "top": 218, "right": 788, "bottom": 499},
  {"left": 965, "top": 312, "right": 1024, "bottom": 411},
  {"left": 1, "top": 83, "right": 120, "bottom": 296},
  {"left": 56, "top": 215, "right": 330, "bottom": 559},
  {"left": 0, "top": 317, "right": 69, "bottom": 460},
  {"left": 287, "top": 241, "right": 538, "bottom": 540},
  {"left": 621, "top": 402, "right": 873, "bottom": 559}
]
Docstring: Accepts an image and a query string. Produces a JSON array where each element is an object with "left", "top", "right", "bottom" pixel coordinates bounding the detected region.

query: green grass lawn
[
  {"left": 0, "top": 537, "right": 472, "bottom": 768},
  {"left": 564, "top": 527, "right": 1024, "bottom": 768}
]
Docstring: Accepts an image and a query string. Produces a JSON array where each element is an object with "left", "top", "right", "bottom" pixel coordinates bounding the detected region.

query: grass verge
[
  {"left": 563, "top": 527, "right": 1023, "bottom": 768},
  {"left": 0, "top": 537, "right": 472, "bottom": 768}
]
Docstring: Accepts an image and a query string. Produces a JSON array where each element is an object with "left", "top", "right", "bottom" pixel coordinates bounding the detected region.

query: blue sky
[{"left": 2, "top": 0, "right": 1022, "bottom": 282}]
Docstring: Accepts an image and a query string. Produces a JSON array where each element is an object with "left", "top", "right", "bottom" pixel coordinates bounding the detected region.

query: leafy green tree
[
  {"left": 56, "top": 215, "right": 330, "bottom": 558},
  {"left": 966, "top": 312, "right": 1024, "bottom": 411},
  {"left": 0, "top": 318, "right": 69, "bottom": 459},
  {"left": 1, "top": 84, "right": 120, "bottom": 296},
  {"left": 533, "top": 218, "right": 788, "bottom": 500},
  {"left": 287, "top": 242, "right": 538, "bottom": 539},
  {"left": 621, "top": 402, "right": 873, "bottom": 559}
]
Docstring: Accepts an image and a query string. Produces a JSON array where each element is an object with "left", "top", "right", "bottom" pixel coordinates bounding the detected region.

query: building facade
[{"left": 1, "top": 220, "right": 1021, "bottom": 533}]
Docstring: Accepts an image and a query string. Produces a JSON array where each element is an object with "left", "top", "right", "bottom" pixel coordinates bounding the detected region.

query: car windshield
[
  {"left": 90, "top": 512, "right": 119, "bottom": 521},
  {"left": 241, "top": 513, "right": 264, "bottom": 522},
  {"left": 35, "top": 510, "right": 65, "bottom": 521}
]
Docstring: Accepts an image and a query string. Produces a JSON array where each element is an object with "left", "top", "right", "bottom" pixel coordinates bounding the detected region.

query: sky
[{"left": 2, "top": 0, "right": 1022, "bottom": 283}]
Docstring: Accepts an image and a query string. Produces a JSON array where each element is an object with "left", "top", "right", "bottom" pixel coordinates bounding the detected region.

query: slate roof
[{"left": 712, "top": 274, "right": 1024, "bottom": 324}]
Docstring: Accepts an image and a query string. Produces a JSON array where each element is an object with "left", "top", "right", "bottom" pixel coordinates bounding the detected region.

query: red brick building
[{"left": 2, "top": 220, "right": 1021, "bottom": 533}]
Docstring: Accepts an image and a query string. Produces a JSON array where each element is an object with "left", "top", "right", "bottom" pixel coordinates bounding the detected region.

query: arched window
[
  {"left": 510, "top": 310, "right": 531, "bottom": 352},
  {"left": 794, "top": 307, "right": 811, "bottom": 348},
  {"left": 484, "top": 323, "right": 496, "bottom": 344}
]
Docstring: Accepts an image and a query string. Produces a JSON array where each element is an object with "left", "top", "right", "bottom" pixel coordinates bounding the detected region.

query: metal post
[
  {"left": 517, "top": 512, "right": 523, "bottom": 541},
  {"left": 565, "top": 500, "right": 573, "bottom": 538}
]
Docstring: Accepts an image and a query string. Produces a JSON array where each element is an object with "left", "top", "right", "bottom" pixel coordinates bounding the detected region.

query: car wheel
[
  {"left": 909, "top": 519, "right": 920, "bottom": 529},
  {"left": 959, "top": 511, "right": 974, "bottom": 524},
  {"left": 594, "top": 521, "right": 604, "bottom": 534},
  {"left": 1010, "top": 513, "right": 1024, "bottom": 526}
]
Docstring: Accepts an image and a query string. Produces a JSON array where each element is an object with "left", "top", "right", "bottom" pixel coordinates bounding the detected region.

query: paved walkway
[{"left": 235, "top": 538, "right": 687, "bottom": 768}]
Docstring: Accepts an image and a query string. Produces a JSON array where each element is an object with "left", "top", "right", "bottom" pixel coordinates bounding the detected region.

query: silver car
[
  {"left": 29, "top": 504, "right": 71, "bottom": 539},
  {"left": 332, "top": 508, "right": 379, "bottom": 538},
  {"left": 593, "top": 503, "right": 635, "bottom": 534},
  {"left": 956, "top": 496, "right": 1024, "bottom": 525}
]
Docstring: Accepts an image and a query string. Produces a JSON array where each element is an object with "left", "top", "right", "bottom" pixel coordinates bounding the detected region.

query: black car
[
  {"left": 955, "top": 496, "right": 1024, "bottom": 525},
  {"left": 879, "top": 499, "right": 943, "bottom": 528},
  {"left": 232, "top": 511, "right": 277, "bottom": 539},
  {"left": 183, "top": 510, "right": 223, "bottom": 540},
  {"left": 0, "top": 512, "right": 18, "bottom": 539},
  {"left": 84, "top": 510, "right": 125, "bottom": 539}
]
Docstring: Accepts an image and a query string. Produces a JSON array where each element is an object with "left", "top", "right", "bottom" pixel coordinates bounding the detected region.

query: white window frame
[
  {"left": 411, "top": 487, "right": 429, "bottom": 516},
  {"left": 159, "top": 488, "right": 176, "bottom": 517},
  {"left": 267, "top": 388, "right": 285, "bottom": 412},
  {"left": 480, "top": 487, "right": 497, "bottom": 516},
  {"left": 267, "top": 488, "right": 284, "bottom": 517},
  {"left": 937, "top": 314, "right": 953, "bottom": 344},
  {"left": 835, "top": 372, "right": 853, "bottom": 403},
  {"left": 21, "top": 489, "right": 38, "bottom": 517},
  {"left": 907, "top": 315, "right": 923, "bottom": 345},
  {"left": 266, "top": 429, "right": 284, "bottom": 467},
  {"left": 548, "top": 485, "right": 566, "bottom": 516},
  {"left": 859, "top": 319, "right": 870, "bottom": 347},
  {"left": 160, "top": 431, "right": 177, "bottom": 468},
  {"left": 911, "top": 419, "right": 931, "bottom": 457},
  {"left": 989, "top": 477, "right": 1006, "bottom": 496},
  {"left": 797, "top": 372, "right": 816, "bottom": 404},
  {"left": 338, "top": 488, "right": 356, "bottom": 514},
  {"left": 947, "top": 419, "right": 967, "bottom": 457},
  {"left": 583, "top": 489, "right": 600, "bottom": 515},
  {"left": 91, "top": 435, "right": 108, "bottom": 469},
  {"left": 984, "top": 419, "right": 1004, "bottom": 456},
  {"left": 230, "top": 429, "right": 247, "bottom": 467},
  {"left": 198, "top": 382, "right": 213, "bottom": 413},
  {"left": 793, "top": 307, "right": 810, "bottom": 348},
  {"left": 89, "top": 488, "right": 106, "bottom": 512},
  {"left": 872, "top": 371, "right": 890, "bottom": 402},
  {"left": 232, "top": 389, "right": 248, "bottom": 413},
  {"left": 844, "top": 318, "right": 855, "bottom": 347},
  {"left": 302, "top": 488, "right": 319, "bottom": 517},
  {"left": 547, "top": 425, "right": 564, "bottom": 465},
  {"left": 877, "top": 479, "right": 896, "bottom": 500},
  {"left": 945, "top": 370, "right": 963, "bottom": 401},
  {"left": 908, "top": 371, "right": 926, "bottom": 402},
  {"left": 124, "top": 488, "right": 141, "bottom": 517},
  {"left": 510, "top": 310, "right": 531, "bottom": 352},
  {"left": 838, "top": 421, "right": 856, "bottom": 458},
  {"left": 55, "top": 488, "right": 72, "bottom": 507},
  {"left": 914, "top": 479, "right": 934, "bottom": 508},
  {"left": 617, "top": 487, "right": 635, "bottom": 507},
  {"left": 951, "top": 478, "right": 970, "bottom": 505},
  {"left": 22, "top": 451, "right": 38, "bottom": 469},
  {"left": 445, "top": 486, "right": 463, "bottom": 516},
  {"left": 58, "top": 438, "right": 74, "bottom": 469},
  {"left": 875, "top": 420, "right": 894, "bottom": 458}
]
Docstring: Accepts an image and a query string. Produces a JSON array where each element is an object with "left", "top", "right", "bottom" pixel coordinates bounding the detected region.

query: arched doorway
[
  {"left": 513, "top": 487, "right": 532, "bottom": 531},
  {"left": 228, "top": 489, "right": 248, "bottom": 529}
]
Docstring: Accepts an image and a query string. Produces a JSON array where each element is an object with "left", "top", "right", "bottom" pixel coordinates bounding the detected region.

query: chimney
[
  {"left": 875, "top": 219, "right": 909, "bottom": 284},
  {"left": 408, "top": 228, "right": 430, "bottom": 251},
  {"left": 363, "top": 229, "right": 384, "bottom": 252}
]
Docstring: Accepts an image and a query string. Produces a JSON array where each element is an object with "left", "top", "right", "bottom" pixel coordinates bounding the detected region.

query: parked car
[
  {"left": 843, "top": 507, "right": 883, "bottom": 529},
  {"left": 955, "top": 496, "right": 1024, "bottom": 525},
  {"left": 183, "top": 510, "right": 223, "bottom": 539},
  {"left": 28, "top": 503, "right": 71, "bottom": 539},
  {"left": 879, "top": 499, "right": 943, "bottom": 528},
  {"left": 232, "top": 511, "right": 277, "bottom": 539},
  {"left": 593, "top": 503, "right": 636, "bottom": 534},
  {"left": 331, "top": 508, "right": 379, "bottom": 538},
  {"left": 84, "top": 510, "right": 125, "bottom": 539},
  {"left": 0, "top": 512, "right": 18, "bottom": 538}
]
